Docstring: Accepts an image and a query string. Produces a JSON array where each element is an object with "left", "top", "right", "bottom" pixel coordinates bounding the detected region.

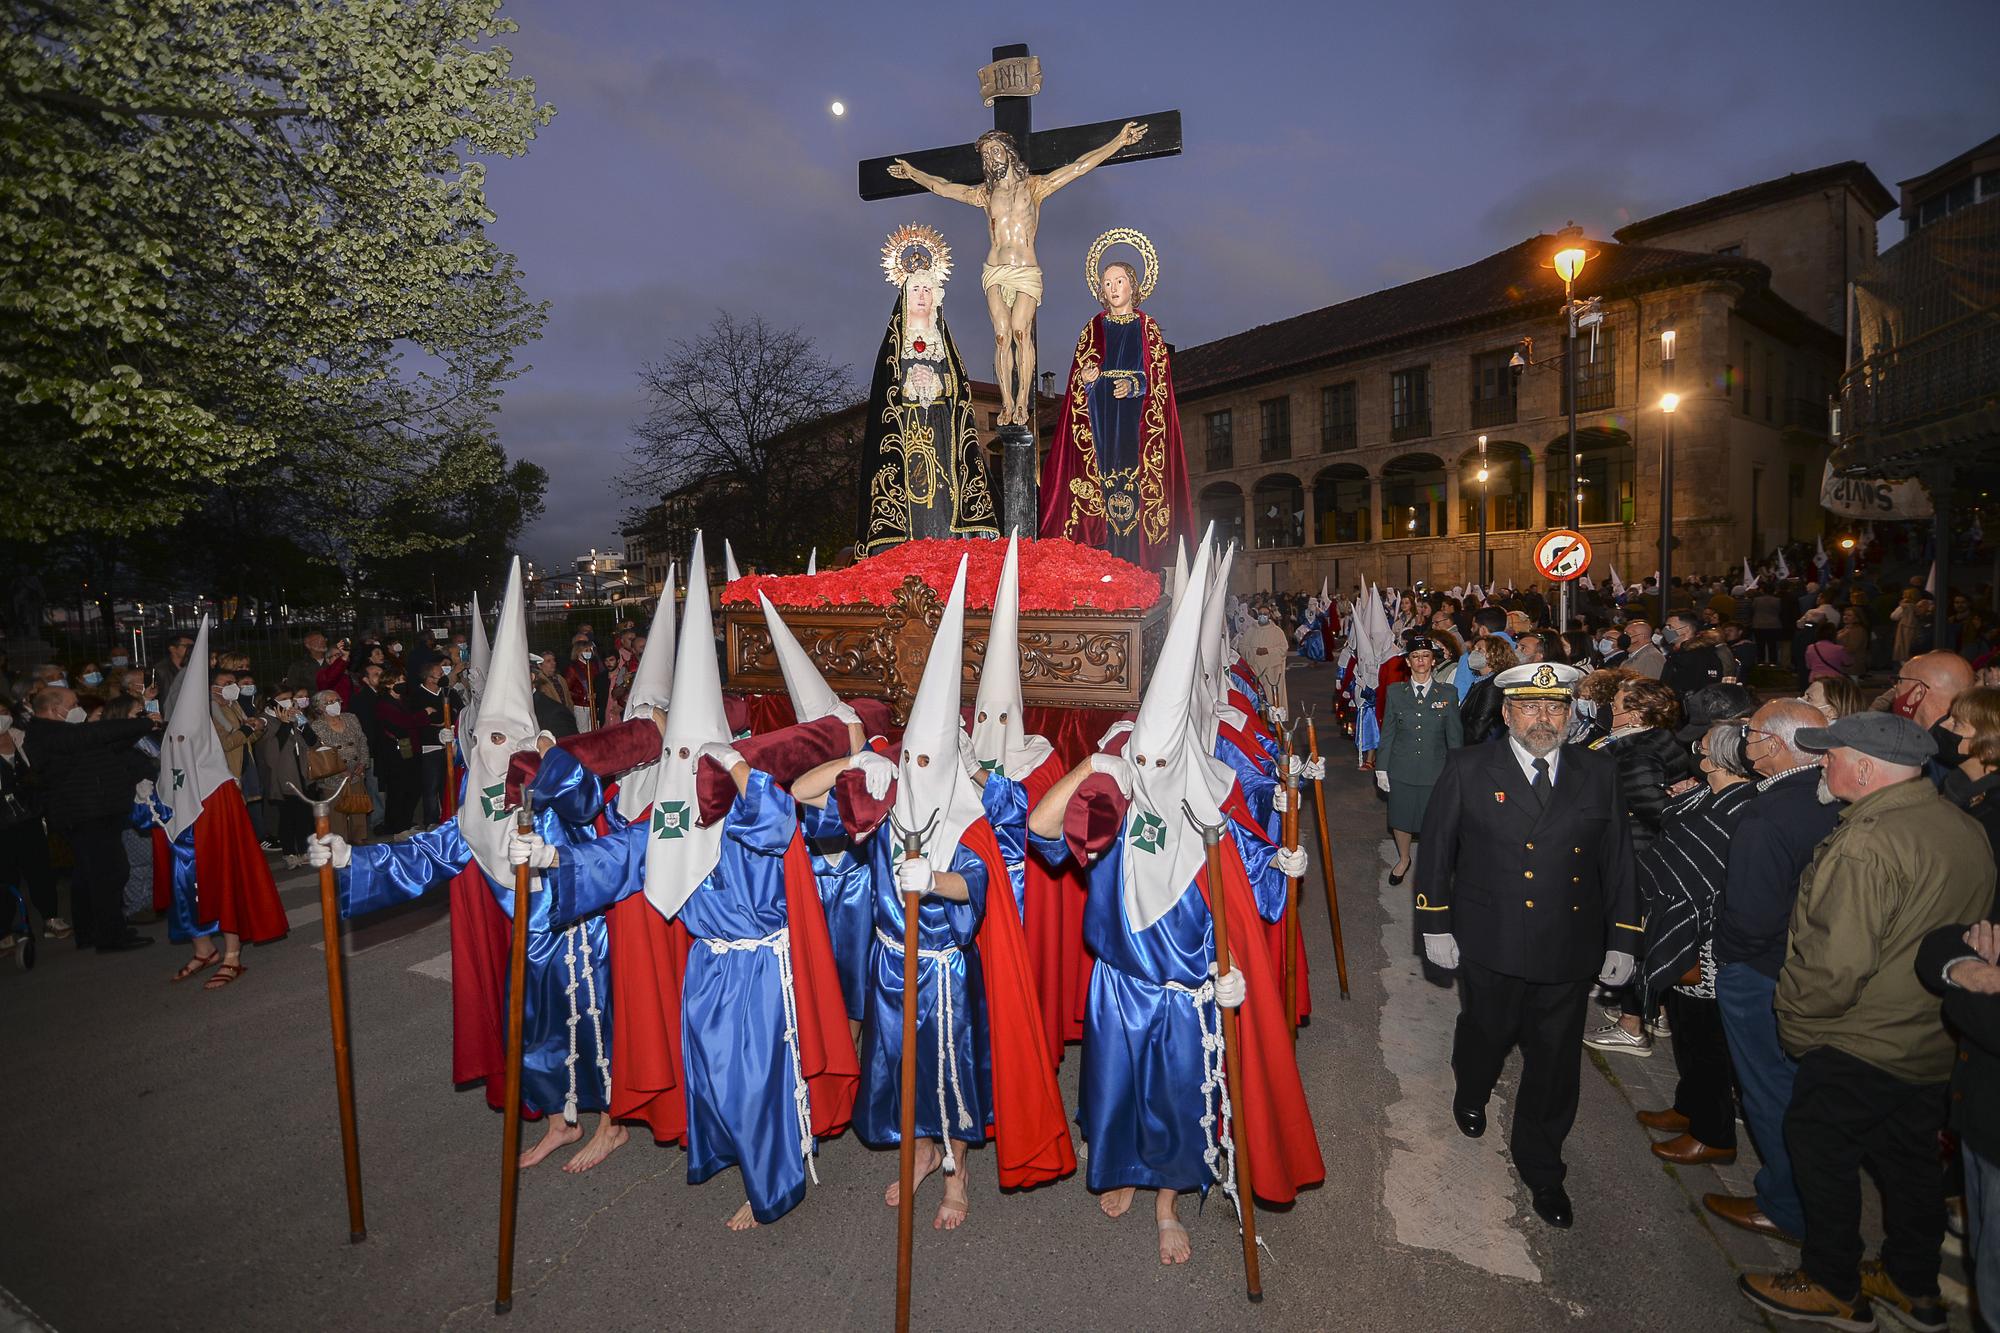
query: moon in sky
[{"left": 830, "top": 100, "right": 845, "bottom": 117}]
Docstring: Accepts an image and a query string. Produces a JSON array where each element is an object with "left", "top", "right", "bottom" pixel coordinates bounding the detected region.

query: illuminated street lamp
[
  {"left": 1552, "top": 223, "right": 1591, "bottom": 629},
  {"left": 1476, "top": 434, "right": 1489, "bottom": 586},
  {"left": 1659, "top": 390, "right": 1680, "bottom": 626}
]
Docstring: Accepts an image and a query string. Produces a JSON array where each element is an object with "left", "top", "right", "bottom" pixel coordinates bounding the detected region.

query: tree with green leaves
[{"left": 1, "top": 0, "right": 553, "bottom": 547}]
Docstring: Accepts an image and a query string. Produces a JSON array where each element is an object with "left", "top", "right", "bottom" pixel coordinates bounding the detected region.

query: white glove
[
  {"left": 957, "top": 730, "right": 985, "bottom": 780},
  {"left": 1272, "top": 786, "right": 1290, "bottom": 813},
  {"left": 895, "top": 854, "right": 934, "bottom": 898},
  {"left": 1098, "top": 719, "right": 1134, "bottom": 750},
  {"left": 848, "top": 750, "right": 895, "bottom": 800},
  {"left": 307, "top": 832, "right": 351, "bottom": 870},
  {"left": 695, "top": 741, "right": 744, "bottom": 775},
  {"left": 507, "top": 827, "right": 558, "bottom": 869},
  {"left": 536, "top": 729, "right": 557, "bottom": 748},
  {"left": 1375, "top": 771, "right": 1392, "bottom": 794},
  {"left": 1088, "top": 752, "right": 1136, "bottom": 799},
  {"left": 1300, "top": 757, "right": 1326, "bottom": 782},
  {"left": 1423, "top": 932, "right": 1460, "bottom": 970},
  {"left": 1211, "top": 963, "right": 1247, "bottom": 1009},
  {"left": 438, "top": 727, "right": 455, "bottom": 747},
  {"left": 1598, "top": 950, "right": 1637, "bottom": 987},
  {"left": 828, "top": 700, "right": 861, "bottom": 728},
  {"left": 135, "top": 778, "right": 155, "bottom": 802},
  {"left": 1274, "top": 846, "right": 1307, "bottom": 878},
  {"left": 1282, "top": 753, "right": 1302, "bottom": 782},
  {"left": 1269, "top": 705, "right": 1287, "bottom": 724}
]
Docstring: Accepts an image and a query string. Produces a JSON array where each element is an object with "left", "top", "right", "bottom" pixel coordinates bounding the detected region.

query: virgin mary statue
[{"left": 857, "top": 224, "right": 999, "bottom": 556}]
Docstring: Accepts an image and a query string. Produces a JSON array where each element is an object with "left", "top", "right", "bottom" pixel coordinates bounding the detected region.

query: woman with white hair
[{"left": 309, "top": 689, "right": 370, "bottom": 845}]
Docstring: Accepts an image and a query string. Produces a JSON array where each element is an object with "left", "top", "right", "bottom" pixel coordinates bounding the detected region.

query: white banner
[{"left": 1820, "top": 462, "right": 1933, "bottom": 520}]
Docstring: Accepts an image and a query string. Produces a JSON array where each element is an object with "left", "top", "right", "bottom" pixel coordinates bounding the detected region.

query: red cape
[
  {"left": 1036, "top": 310, "right": 1191, "bottom": 569},
  {"left": 1013, "top": 755, "right": 1089, "bottom": 1062},
  {"left": 157, "top": 785, "right": 288, "bottom": 942},
  {"left": 781, "top": 827, "right": 861, "bottom": 1138},
  {"left": 1219, "top": 783, "right": 1310, "bottom": 1027}
]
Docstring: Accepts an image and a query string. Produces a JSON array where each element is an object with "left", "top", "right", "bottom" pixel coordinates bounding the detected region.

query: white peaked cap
[
  {"left": 459, "top": 558, "right": 538, "bottom": 887},
  {"left": 638, "top": 532, "right": 734, "bottom": 921},
  {"left": 614, "top": 562, "right": 677, "bottom": 823},
  {"left": 970, "top": 533, "right": 1053, "bottom": 781},
  {"left": 892, "top": 555, "right": 983, "bottom": 865},
  {"left": 1319, "top": 575, "right": 1329, "bottom": 605},
  {"left": 1170, "top": 536, "right": 1190, "bottom": 606},
  {"left": 458, "top": 588, "right": 492, "bottom": 740},
  {"left": 1122, "top": 536, "right": 1234, "bottom": 932},
  {"left": 806, "top": 547, "right": 817, "bottom": 576},
  {"left": 759, "top": 591, "right": 841, "bottom": 723},
  {"left": 159, "top": 615, "right": 231, "bottom": 840},
  {"left": 1193, "top": 540, "right": 1242, "bottom": 748},
  {"left": 725, "top": 539, "right": 742, "bottom": 586}
]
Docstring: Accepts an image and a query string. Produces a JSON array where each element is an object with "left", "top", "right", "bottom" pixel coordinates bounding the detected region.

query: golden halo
[
  {"left": 1085, "top": 227, "right": 1158, "bottom": 305},
  {"left": 881, "top": 222, "right": 953, "bottom": 287}
]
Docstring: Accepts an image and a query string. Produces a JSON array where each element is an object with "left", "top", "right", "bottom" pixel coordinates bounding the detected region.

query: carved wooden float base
[{"left": 724, "top": 575, "right": 1169, "bottom": 723}]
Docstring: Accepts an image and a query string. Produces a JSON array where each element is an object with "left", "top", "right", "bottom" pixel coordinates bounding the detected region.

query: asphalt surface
[{"left": 0, "top": 660, "right": 1966, "bottom": 1331}]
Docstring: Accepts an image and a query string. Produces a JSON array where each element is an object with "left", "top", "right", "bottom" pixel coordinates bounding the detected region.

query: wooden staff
[
  {"left": 495, "top": 804, "right": 534, "bottom": 1315},
  {"left": 894, "top": 823, "right": 926, "bottom": 1333},
  {"left": 1305, "top": 719, "right": 1350, "bottom": 1000},
  {"left": 441, "top": 695, "right": 457, "bottom": 821},
  {"left": 1278, "top": 723, "right": 1302, "bottom": 1039},
  {"left": 1189, "top": 803, "right": 1262, "bottom": 1302},
  {"left": 296, "top": 780, "right": 365, "bottom": 1242}
]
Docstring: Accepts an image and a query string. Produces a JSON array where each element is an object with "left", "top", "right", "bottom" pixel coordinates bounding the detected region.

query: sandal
[
  {"left": 172, "top": 952, "right": 222, "bottom": 983},
  {"left": 203, "top": 961, "right": 246, "bottom": 990}
]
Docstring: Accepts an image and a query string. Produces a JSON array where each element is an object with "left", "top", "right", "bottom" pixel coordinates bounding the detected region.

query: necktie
[{"left": 1531, "top": 757, "right": 1553, "bottom": 808}]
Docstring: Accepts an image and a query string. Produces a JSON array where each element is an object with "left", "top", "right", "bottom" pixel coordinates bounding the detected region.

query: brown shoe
[
  {"left": 1704, "top": 1192, "right": 1800, "bottom": 1244},
  {"left": 1651, "top": 1132, "right": 1737, "bottom": 1166},
  {"left": 1635, "top": 1106, "right": 1690, "bottom": 1133},
  {"left": 1738, "top": 1269, "right": 1875, "bottom": 1331}
]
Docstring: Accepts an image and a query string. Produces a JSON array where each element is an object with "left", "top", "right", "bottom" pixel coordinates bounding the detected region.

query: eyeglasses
[
  {"left": 1893, "top": 676, "right": 1929, "bottom": 698},
  {"left": 1505, "top": 700, "right": 1571, "bottom": 717}
]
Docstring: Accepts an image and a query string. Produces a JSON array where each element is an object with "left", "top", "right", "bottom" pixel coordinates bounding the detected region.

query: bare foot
[
  {"left": 934, "top": 1147, "right": 970, "bottom": 1231},
  {"left": 725, "top": 1200, "right": 760, "bottom": 1232},
  {"left": 1099, "top": 1186, "right": 1137, "bottom": 1219},
  {"left": 520, "top": 1116, "right": 583, "bottom": 1169},
  {"left": 562, "top": 1118, "right": 628, "bottom": 1174},
  {"left": 884, "top": 1140, "right": 942, "bottom": 1207},
  {"left": 1157, "top": 1191, "right": 1190, "bottom": 1265}
]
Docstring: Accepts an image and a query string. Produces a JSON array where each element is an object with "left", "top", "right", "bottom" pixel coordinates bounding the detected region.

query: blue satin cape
[
  {"left": 978, "top": 772, "right": 1032, "bottom": 918},
  {"left": 800, "top": 797, "right": 875, "bottom": 1023}
]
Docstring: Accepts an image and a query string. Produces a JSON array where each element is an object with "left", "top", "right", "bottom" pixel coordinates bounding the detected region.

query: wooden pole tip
[
  {"left": 349, "top": 1230, "right": 366, "bottom": 1244},
  {"left": 495, "top": 1299, "right": 512, "bottom": 1315}
]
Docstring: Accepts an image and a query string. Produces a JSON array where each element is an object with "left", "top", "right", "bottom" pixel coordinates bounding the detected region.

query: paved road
[{"left": 0, "top": 662, "right": 1968, "bottom": 1330}]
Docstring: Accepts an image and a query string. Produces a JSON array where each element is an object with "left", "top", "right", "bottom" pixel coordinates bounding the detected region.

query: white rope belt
[
  {"left": 700, "top": 926, "right": 818, "bottom": 1184},
  {"left": 876, "top": 925, "right": 976, "bottom": 1175},
  {"left": 1162, "top": 977, "right": 1240, "bottom": 1223},
  {"left": 561, "top": 913, "right": 611, "bottom": 1125}
]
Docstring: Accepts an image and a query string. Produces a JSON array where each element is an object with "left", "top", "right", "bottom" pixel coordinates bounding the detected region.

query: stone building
[{"left": 1173, "top": 163, "right": 1894, "bottom": 596}]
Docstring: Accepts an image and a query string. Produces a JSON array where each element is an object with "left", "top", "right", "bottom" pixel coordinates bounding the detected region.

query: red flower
[{"left": 721, "top": 538, "right": 1162, "bottom": 613}]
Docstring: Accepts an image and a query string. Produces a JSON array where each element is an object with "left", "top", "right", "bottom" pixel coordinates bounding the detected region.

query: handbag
[
  {"left": 307, "top": 746, "right": 345, "bottom": 782},
  {"left": 335, "top": 783, "right": 374, "bottom": 817}
]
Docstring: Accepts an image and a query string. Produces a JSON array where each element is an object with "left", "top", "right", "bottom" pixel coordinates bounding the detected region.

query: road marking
[
  {"left": 1376, "top": 838, "right": 1542, "bottom": 1282},
  {"left": 410, "top": 949, "right": 453, "bottom": 983}
]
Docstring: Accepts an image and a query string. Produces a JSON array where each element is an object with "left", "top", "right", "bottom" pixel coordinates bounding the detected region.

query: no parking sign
[{"left": 1532, "top": 529, "right": 1592, "bottom": 582}]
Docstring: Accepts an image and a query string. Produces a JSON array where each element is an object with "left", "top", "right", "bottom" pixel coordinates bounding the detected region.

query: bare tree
[{"left": 626, "top": 313, "right": 857, "bottom": 567}]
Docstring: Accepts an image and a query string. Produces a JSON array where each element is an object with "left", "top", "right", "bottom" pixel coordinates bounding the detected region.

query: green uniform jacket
[
  {"left": 1776, "top": 778, "right": 1997, "bottom": 1084},
  {"left": 1374, "top": 679, "right": 1464, "bottom": 787}
]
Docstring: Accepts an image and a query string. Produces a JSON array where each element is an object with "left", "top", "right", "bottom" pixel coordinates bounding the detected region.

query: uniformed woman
[{"left": 1374, "top": 635, "right": 1464, "bottom": 885}]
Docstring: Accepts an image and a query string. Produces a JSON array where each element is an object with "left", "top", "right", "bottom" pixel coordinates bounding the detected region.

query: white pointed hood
[
  {"left": 1193, "top": 540, "right": 1243, "bottom": 748},
  {"left": 614, "top": 564, "right": 678, "bottom": 823},
  {"left": 1170, "top": 536, "right": 1190, "bottom": 606},
  {"left": 639, "top": 533, "right": 733, "bottom": 921},
  {"left": 759, "top": 591, "right": 841, "bottom": 723},
  {"left": 1121, "top": 539, "right": 1235, "bottom": 932},
  {"left": 891, "top": 556, "right": 983, "bottom": 866},
  {"left": 970, "top": 534, "right": 1053, "bottom": 782},
  {"left": 724, "top": 539, "right": 742, "bottom": 586},
  {"left": 460, "top": 559, "right": 538, "bottom": 886},
  {"left": 158, "top": 616, "right": 232, "bottom": 840},
  {"left": 806, "top": 547, "right": 817, "bottom": 576}
]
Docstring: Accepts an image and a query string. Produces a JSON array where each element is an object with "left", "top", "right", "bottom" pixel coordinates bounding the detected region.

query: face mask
[
  {"left": 82, "top": 671, "right": 103, "bottom": 686},
  {"left": 1932, "top": 720, "right": 1965, "bottom": 767},
  {"left": 1597, "top": 638, "right": 1618, "bottom": 656},
  {"left": 324, "top": 702, "right": 342, "bottom": 718},
  {"left": 239, "top": 683, "right": 255, "bottom": 698},
  {"left": 0, "top": 714, "right": 10, "bottom": 733},
  {"left": 65, "top": 706, "right": 86, "bottom": 724},
  {"left": 111, "top": 655, "right": 129, "bottom": 667},
  {"left": 580, "top": 649, "right": 594, "bottom": 660},
  {"left": 1466, "top": 651, "right": 1488, "bottom": 673},
  {"left": 389, "top": 643, "right": 403, "bottom": 655},
  {"left": 1255, "top": 614, "right": 1271, "bottom": 625},
  {"left": 51, "top": 678, "right": 68, "bottom": 688},
  {"left": 1660, "top": 628, "right": 1680, "bottom": 646},
  {"left": 219, "top": 684, "right": 241, "bottom": 702},
  {"left": 144, "top": 700, "right": 159, "bottom": 715}
]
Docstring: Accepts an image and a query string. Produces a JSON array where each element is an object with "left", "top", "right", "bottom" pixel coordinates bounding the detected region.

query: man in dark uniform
[{"left": 1414, "top": 660, "right": 1641, "bottom": 1228}]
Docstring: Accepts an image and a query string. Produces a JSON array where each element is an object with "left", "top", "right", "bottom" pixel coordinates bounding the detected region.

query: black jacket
[
  {"left": 1661, "top": 643, "right": 1727, "bottom": 701},
  {"left": 23, "top": 716, "right": 155, "bottom": 829},
  {"left": 1916, "top": 916, "right": 2000, "bottom": 1161},
  {"left": 1459, "top": 678, "right": 1504, "bottom": 745},
  {"left": 1415, "top": 740, "right": 1641, "bottom": 982},
  {"left": 1597, "top": 726, "right": 1693, "bottom": 859},
  {"left": 1944, "top": 769, "right": 2000, "bottom": 859},
  {"left": 1714, "top": 766, "right": 1842, "bottom": 979}
]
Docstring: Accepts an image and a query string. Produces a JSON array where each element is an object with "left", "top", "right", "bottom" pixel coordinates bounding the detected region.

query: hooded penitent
[
  {"left": 758, "top": 592, "right": 842, "bottom": 723},
  {"left": 613, "top": 562, "right": 678, "bottom": 824},
  {"left": 1192, "top": 539, "right": 1243, "bottom": 750},
  {"left": 725, "top": 539, "right": 742, "bottom": 587},
  {"left": 1170, "top": 536, "right": 1190, "bottom": 607},
  {"left": 1122, "top": 538, "right": 1236, "bottom": 932},
  {"left": 159, "top": 615, "right": 231, "bottom": 841},
  {"left": 969, "top": 534, "right": 1053, "bottom": 782},
  {"left": 640, "top": 533, "right": 734, "bottom": 921},
  {"left": 466, "top": 590, "right": 492, "bottom": 718},
  {"left": 892, "top": 555, "right": 984, "bottom": 864},
  {"left": 459, "top": 558, "right": 540, "bottom": 885}
]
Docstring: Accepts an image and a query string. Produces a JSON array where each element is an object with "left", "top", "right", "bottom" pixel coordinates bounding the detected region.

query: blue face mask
[{"left": 82, "top": 672, "right": 103, "bottom": 686}]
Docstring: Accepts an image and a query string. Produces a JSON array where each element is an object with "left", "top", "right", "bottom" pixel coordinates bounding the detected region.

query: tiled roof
[
  {"left": 1614, "top": 161, "right": 1896, "bottom": 241},
  {"left": 1172, "top": 234, "right": 1767, "bottom": 397}
]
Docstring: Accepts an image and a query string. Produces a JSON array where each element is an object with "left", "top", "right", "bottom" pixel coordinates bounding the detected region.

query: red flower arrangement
[{"left": 722, "top": 538, "right": 1162, "bottom": 613}]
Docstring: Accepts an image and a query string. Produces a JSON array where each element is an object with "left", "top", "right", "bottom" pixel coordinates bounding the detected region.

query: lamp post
[
  {"left": 1658, "top": 392, "right": 1679, "bottom": 628},
  {"left": 1475, "top": 434, "right": 1490, "bottom": 587},
  {"left": 1552, "top": 225, "right": 1590, "bottom": 630}
]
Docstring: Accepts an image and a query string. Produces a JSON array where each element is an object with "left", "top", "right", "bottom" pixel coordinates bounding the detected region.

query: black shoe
[
  {"left": 1389, "top": 867, "right": 1409, "bottom": 887},
  {"left": 95, "top": 933, "right": 155, "bottom": 953},
  {"left": 1530, "top": 1185, "right": 1573, "bottom": 1229},
  {"left": 1453, "top": 1103, "right": 1486, "bottom": 1139}
]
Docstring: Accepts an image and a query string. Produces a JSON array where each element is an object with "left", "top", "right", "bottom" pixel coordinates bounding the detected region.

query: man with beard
[{"left": 1415, "top": 661, "right": 1639, "bottom": 1229}]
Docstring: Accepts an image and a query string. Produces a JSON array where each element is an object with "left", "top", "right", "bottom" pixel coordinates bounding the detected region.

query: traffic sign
[{"left": 1533, "top": 529, "right": 1593, "bottom": 582}]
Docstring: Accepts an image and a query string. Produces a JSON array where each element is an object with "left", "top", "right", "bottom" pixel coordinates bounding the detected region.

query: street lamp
[
  {"left": 1551, "top": 223, "right": 1591, "bottom": 629},
  {"left": 1659, "top": 391, "right": 1679, "bottom": 627},
  {"left": 1475, "top": 434, "right": 1490, "bottom": 587}
]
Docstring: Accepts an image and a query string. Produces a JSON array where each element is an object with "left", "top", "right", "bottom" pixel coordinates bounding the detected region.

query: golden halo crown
[
  {"left": 881, "top": 223, "right": 953, "bottom": 287},
  {"left": 1086, "top": 227, "right": 1159, "bottom": 305}
]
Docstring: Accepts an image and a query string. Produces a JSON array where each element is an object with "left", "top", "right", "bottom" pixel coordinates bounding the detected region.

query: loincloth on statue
[{"left": 981, "top": 262, "right": 1043, "bottom": 307}]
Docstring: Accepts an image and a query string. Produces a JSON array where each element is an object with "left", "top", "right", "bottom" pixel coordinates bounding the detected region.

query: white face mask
[
  {"left": 0, "top": 713, "right": 11, "bottom": 733},
  {"left": 219, "top": 684, "right": 241, "bottom": 702},
  {"left": 65, "top": 706, "right": 87, "bottom": 724},
  {"left": 239, "top": 683, "right": 255, "bottom": 698},
  {"left": 323, "top": 701, "right": 342, "bottom": 718},
  {"left": 389, "top": 644, "right": 403, "bottom": 655}
]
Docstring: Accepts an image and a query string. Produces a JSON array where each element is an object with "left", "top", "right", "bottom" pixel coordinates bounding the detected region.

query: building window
[
  {"left": 1199, "top": 482, "right": 1245, "bottom": 548},
  {"left": 1470, "top": 350, "right": 1517, "bottom": 427},
  {"left": 1561, "top": 332, "right": 1616, "bottom": 414},
  {"left": 1319, "top": 382, "right": 1357, "bottom": 451},
  {"left": 1390, "top": 365, "right": 1431, "bottom": 441},
  {"left": 1205, "top": 410, "right": 1233, "bottom": 471},
  {"left": 1313, "top": 465, "right": 1371, "bottom": 544},
  {"left": 1253, "top": 473, "right": 1304, "bottom": 548},
  {"left": 1259, "top": 396, "right": 1291, "bottom": 461},
  {"left": 1789, "top": 463, "right": 1805, "bottom": 499},
  {"left": 1460, "top": 443, "right": 1531, "bottom": 533},
  {"left": 1381, "top": 453, "right": 1446, "bottom": 537},
  {"left": 1545, "top": 433, "right": 1635, "bottom": 527}
]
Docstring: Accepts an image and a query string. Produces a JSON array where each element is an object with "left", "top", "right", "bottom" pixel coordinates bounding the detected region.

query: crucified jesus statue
[{"left": 889, "top": 120, "right": 1147, "bottom": 427}]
